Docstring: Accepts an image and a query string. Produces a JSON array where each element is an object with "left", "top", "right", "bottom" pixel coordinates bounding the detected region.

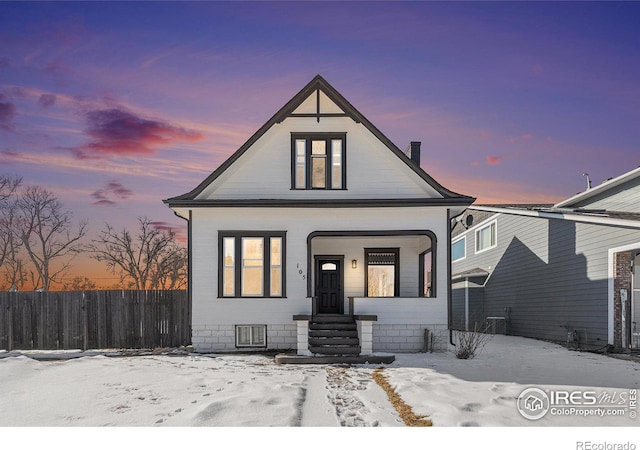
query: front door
[{"left": 315, "top": 257, "right": 343, "bottom": 314}]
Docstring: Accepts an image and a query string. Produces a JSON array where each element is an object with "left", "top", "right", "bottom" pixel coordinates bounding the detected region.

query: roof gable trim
[{"left": 165, "top": 75, "right": 474, "bottom": 203}]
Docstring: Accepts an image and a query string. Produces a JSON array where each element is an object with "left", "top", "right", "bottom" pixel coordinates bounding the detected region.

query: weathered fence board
[{"left": 0, "top": 290, "right": 190, "bottom": 350}]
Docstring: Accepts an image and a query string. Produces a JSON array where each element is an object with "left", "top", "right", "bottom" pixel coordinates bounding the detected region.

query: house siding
[
  {"left": 452, "top": 213, "right": 640, "bottom": 349},
  {"left": 196, "top": 117, "right": 442, "bottom": 200},
  {"left": 190, "top": 206, "right": 449, "bottom": 352},
  {"left": 571, "top": 177, "right": 640, "bottom": 212},
  {"left": 451, "top": 277, "right": 485, "bottom": 331}
]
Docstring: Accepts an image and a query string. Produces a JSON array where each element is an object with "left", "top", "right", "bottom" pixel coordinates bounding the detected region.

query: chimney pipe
[
  {"left": 410, "top": 141, "right": 421, "bottom": 166},
  {"left": 582, "top": 172, "right": 592, "bottom": 190}
]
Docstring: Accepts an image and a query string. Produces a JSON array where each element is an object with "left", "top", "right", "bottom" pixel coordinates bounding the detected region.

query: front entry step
[
  {"left": 311, "top": 314, "right": 355, "bottom": 323},
  {"left": 275, "top": 354, "right": 395, "bottom": 365},
  {"left": 308, "top": 315, "right": 361, "bottom": 356},
  {"left": 310, "top": 329, "right": 358, "bottom": 338},
  {"left": 309, "top": 345, "right": 362, "bottom": 355},
  {"left": 309, "top": 323, "right": 357, "bottom": 331},
  {"left": 309, "top": 336, "right": 359, "bottom": 346}
]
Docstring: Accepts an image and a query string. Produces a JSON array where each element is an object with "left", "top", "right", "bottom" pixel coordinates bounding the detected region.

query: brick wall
[
  {"left": 373, "top": 323, "right": 449, "bottom": 352},
  {"left": 613, "top": 251, "right": 632, "bottom": 349},
  {"left": 192, "top": 324, "right": 296, "bottom": 353}
]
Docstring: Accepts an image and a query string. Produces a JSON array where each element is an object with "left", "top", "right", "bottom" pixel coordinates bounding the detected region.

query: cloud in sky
[
  {"left": 0, "top": 94, "right": 17, "bottom": 130},
  {"left": 91, "top": 180, "right": 134, "bottom": 206},
  {"left": 149, "top": 221, "right": 187, "bottom": 243},
  {"left": 506, "top": 133, "right": 534, "bottom": 144},
  {"left": 486, "top": 155, "right": 502, "bottom": 165},
  {"left": 38, "top": 93, "right": 57, "bottom": 108},
  {"left": 70, "top": 108, "right": 204, "bottom": 159}
]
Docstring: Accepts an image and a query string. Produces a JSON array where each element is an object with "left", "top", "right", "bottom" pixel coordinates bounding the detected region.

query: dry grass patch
[{"left": 372, "top": 368, "right": 432, "bottom": 427}]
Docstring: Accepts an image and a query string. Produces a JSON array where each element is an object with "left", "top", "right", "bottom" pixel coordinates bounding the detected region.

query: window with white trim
[
  {"left": 452, "top": 237, "right": 466, "bottom": 262},
  {"left": 219, "top": 232, "right": 286, "bottom": 297},
  {"left": 292, "top": 134, "right": 346, "bottom": 190},
  {"left": 475, "top": 221, "right": 497, "bottom": 253},
  {"left": 235, "top": 325, "right": 266, "bottom": 348}
]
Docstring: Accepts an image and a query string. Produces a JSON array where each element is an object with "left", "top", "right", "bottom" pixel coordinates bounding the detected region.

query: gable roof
[
  {"left": 164, "top": 75, "right": 474, "bottom": 206},
  {"left": 554, "top": 167, "right": 640, "bottom": 208}
]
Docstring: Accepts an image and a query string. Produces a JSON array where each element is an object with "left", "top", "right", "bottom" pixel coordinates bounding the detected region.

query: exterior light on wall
[{"left": 352, "top": 259, "right": 357, "bottom": 269}]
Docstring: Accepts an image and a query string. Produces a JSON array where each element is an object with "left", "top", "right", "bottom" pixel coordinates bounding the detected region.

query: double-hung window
[
  {"left": 452, "top": 237, "right": 466, "bottom": 262},
  {"left": 365, "top": 248, "right": 399, "bottom": 297},
  {"left": 219, "top": 232, "right": 286, "bottom": 298},
  {"left": 292, "top": 133, "right": 346, "bottom": 190},
  {"left": 475, "top": 220, "right": 496, "bottom": 253}
]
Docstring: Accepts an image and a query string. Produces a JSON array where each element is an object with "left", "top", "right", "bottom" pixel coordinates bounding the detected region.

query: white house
[{"left": 165, "top": 75, "right": 475, "bottom": 362}]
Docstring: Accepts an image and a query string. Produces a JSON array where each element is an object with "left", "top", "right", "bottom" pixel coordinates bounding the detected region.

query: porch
[{"left": 285, "top": 231, "right": 448, "bottom": 360}]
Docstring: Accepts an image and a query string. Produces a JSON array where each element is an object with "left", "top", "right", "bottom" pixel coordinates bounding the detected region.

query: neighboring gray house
[{"left": 451, "top": 168, "right": 640, "bottom": 352}]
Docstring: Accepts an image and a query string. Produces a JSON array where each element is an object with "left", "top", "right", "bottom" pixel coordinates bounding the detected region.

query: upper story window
[
  {"left": 475, "top": 220, "right": 497, "bottom": 253},
  {"left": 292, "top": 133, "right": 346, "bottom": 190},
  {"left": 452, "top": 237, "right": 466, "bottom": 262}
]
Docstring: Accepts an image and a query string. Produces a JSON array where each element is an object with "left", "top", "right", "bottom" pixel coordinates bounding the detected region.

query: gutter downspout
[
  {"left": 464, "top": 276, "right": 470, "bottom": 332},
  {"left": 448, "top": 208, "right": 456, "bottom": 347},
  {"left": 172, "top": 209, "right": 192, "bottom": 343}
]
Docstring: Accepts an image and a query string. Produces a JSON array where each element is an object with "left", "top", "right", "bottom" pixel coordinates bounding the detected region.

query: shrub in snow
[{"left": 453, "top": 325, "right": 492, "bottom": 359}]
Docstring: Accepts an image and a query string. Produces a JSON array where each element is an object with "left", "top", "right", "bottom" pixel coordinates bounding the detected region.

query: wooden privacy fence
[{"left": 0, "top": 290, "right": 190, "bottom": 351}]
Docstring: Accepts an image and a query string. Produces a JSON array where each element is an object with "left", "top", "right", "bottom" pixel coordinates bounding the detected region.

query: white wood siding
[
  {"left": 196, "top": 116, "right": 441, "bottom": 200},
  {"left": 291, "top": 90, "right": 344, "bottom": 114},
  {"left": 311, "top": 236, "right": 430, "bottom": 298},
  {"left": 190, "top": 206, "right": 448, "bottom": 327}
]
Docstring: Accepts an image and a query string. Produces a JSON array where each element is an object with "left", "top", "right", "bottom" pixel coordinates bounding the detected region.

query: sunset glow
[{"left": 1, "top": 1, "right": 639, "bottom": 288}]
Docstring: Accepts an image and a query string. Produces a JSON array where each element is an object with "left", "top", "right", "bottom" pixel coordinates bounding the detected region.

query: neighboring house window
[
  {"left": 219, "top": 232, "right": 286, "bottom": 297},
  {"left": 235, "top": 325, "right": 266, "bottom": 348},
  {"left": 292, "top": 133, "right": 346, "bottom": 190},
  {"left": 475, "top": 221, "right": 497, "bottom": 253},
  {"left": 365, "top": 248, "right": 399, "bottom": 297},
  {"left": 452, "top": 237, "right": 466, "bottom": 262}
]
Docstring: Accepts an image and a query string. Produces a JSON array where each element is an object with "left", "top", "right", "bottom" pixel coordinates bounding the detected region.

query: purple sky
[{"left": 1, "top": 2, "right": 639, "bottom": 284}]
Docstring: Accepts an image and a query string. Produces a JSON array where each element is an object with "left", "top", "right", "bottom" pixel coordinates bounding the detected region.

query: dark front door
[{"left": 315, "top": 258, "right": 343, "bottom": 314}]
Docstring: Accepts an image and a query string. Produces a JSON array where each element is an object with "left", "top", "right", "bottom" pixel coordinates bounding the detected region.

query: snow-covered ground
[{"left": 1, "top": 335, "right": 638, "bottom": 448}]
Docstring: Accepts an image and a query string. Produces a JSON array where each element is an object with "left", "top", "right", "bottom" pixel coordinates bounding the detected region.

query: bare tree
[
  {"left": 16, "top": 185, "right": 88, "bottom": 291},
  {"left": 88, "top": 217, "right": 186, "bottom": 290},
  {"left": 63, "top": 275, "right": 97, "bottom": 291},
  {"left": 0, "top": 175, "right": 21, "bottom": 268},
  {"left": 152, "top": 243, "right": 187, "bottom": 290},
  {"left": 0, "top": 175, "right": 25, "bottom": 290}
]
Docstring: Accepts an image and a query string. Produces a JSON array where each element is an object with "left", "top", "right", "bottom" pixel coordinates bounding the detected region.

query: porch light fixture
[{"left": 352, "top": 259, "right": 357, "bottom": 269}]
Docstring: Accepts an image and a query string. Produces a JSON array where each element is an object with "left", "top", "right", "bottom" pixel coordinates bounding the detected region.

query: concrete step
[
  {"left": 309, "top": 337, "right": 359, "bottom": 346},
  {"left": 309, "top": 329, "right": 358, "bottom": 338},
  {"left": 276, "top": 353, "right": 396, "bottom": 365},
  {"left": 312, "top": 315, "right": 355, "bottom": 323},
  {"left": 309, "top": 322, "right": 357, "bottom": 331},
  {"left": 309, "top": 345, "right": 361, "bottom": 355}
]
